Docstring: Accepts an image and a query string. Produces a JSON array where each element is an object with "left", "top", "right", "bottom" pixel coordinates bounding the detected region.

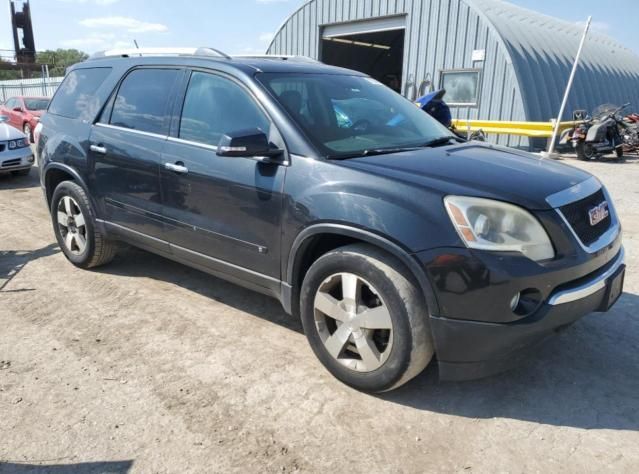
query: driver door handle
[{"left": 164, "top": 162, "right": 189, "bottom": 174}]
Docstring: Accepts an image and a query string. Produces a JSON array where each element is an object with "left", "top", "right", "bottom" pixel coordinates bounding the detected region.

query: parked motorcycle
[
  {"left": 415, "top": 89, "right": 486, "bottom": 141},
  {"left": 622, "top": 112, "right": 639, "bottom": 154},
  {"left": 560, "top": 103, "right": 629, "bottom": 161}
]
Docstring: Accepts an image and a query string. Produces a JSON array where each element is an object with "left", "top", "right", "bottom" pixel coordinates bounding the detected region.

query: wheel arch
[
  {"left": 284, "top": 224, "right": 440, "bottom": 317},
  {"left": 43, "top": 163, "right": 96, "bottom": 212}
]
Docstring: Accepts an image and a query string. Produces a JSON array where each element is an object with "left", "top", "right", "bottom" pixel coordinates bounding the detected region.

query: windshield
[
  {"left": 592, "top": 103, "right": 625, "bottom": 120},
  {"left": 24, "top": 98, "right": 50, "bottom": 111},
  {"left": 257, "top": 73, "right": 454, "bottom": 158}
]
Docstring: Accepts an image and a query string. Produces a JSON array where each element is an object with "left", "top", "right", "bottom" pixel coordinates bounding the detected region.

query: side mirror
[
  {"left": 13, "top": 106, "right": 23, "bottom": 112},
  {"left": 217, "top": 129, "right": 283, "bottom": 161}
]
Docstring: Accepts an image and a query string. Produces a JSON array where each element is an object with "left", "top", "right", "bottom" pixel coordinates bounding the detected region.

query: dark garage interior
[{"left": 321, "top": 29, "right": 405, "bottom": 92}]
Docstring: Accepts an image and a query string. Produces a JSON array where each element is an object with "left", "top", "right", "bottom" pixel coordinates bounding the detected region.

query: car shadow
[
  {"left": 380, "top": 291, "right": 639, "bottom": 432},
  {"left": 0, "top": 460, "right": 133, "bottom": 473},
  {"left": 0, "top": 244, "right": 60, "bottom": 292},
  {"left": 97, "top": 247, "right": 303, "bottom": 334},
  {"left": 96, "top": 247, "right": 639, "bottom": 432},
  {"left": 0, "top": 166, "right": 40, "bottom": 190}
]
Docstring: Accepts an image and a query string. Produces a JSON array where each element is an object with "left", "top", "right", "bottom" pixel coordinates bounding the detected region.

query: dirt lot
[{"left": 1, "top": 155, "right": 638, "bottom": 473}]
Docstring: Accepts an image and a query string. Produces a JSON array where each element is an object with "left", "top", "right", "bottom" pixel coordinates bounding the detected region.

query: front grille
[
  {"left": 1, "top": 158, "right": 21, "bottom": 168},
  {"left": 559, "top": 189, "right": 612, "bottom": 246}
]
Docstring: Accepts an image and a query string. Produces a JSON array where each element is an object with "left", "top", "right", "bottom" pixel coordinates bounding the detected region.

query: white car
[{"left": 0, "top": 115, "right": 34, "bottom": 176}]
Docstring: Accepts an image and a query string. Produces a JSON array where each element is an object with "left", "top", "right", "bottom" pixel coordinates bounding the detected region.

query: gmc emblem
[{"left": 589, "top": 202, "right": 609, "bottom": 226}]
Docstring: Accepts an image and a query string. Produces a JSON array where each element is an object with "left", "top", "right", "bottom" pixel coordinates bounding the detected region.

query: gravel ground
[{"left": 1, "top": 155, "right": 638, "bottom": 473}]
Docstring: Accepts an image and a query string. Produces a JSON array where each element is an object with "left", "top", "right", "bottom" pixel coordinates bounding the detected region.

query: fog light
[
  {"left": 510, "top": 293, "right": 521, "bottom": 311},
  {"left": 512, "top": 288, "right": 543, "bottom": 317}
]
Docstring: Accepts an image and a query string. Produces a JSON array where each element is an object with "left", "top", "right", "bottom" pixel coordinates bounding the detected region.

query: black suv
[{"left": 38, "top": 49, "right": 625, "bottom": 392}]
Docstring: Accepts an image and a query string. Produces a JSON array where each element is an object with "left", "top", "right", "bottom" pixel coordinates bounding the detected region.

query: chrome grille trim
[
  {"left": 545, "top": 176, "right": 602, "bottom": 208},
  {"left": 548, "top": 247, "right": 625, "bottom": 305},
  {"left": 546, "top": 177, "right": 621, "bottom": 254}
]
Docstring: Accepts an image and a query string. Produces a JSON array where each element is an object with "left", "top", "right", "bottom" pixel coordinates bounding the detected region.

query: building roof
[
  {"left": 469, "top": 0, "right": 639, "bottom": 120},
  {"left": 269, "top": 0, "right": 639, "bottom": 121}
]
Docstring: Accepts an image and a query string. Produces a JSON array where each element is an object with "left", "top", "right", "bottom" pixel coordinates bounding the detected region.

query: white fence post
[
  {"left": 0, "top": 76, "right": 65, "bottom": 100},
  {"left": 543, "top": 16, "right": 592, "bottom": 159}
]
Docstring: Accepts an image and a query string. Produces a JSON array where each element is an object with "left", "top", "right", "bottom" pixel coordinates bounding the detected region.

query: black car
[{"left": 37, "top": 48, "right": 625, "bottom": 392}]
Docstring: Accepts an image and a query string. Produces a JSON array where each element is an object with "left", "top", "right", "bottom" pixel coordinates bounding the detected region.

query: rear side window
[
  {"left": 49, "top": 68, "right": 112, "bottom": 120},
  {"left": 110, "top": 68, "right": 179, "bottom": 135}
]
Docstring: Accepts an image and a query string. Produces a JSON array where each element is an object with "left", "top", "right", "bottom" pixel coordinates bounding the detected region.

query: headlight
[
  {"left": 444, "top": 196, "right": 555, "bottom": 262},
  {"left": 8, "top": 138, "right": 29, "bottom": 149}
]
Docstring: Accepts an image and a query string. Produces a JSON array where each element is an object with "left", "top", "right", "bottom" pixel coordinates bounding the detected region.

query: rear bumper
[{"left": 430, "top": 247, "right": 625, "bottom": 381}]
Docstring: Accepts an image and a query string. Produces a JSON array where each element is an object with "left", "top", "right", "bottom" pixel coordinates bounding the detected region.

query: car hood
[
  {"left": 0, "top": 123, "right": 27, "bottom": 141},
  {"left": 30, "top": 110, "right": 44, "bottom": 117},
  {"left": 337, "top": 142, "right": 593, "bottom": 210}
]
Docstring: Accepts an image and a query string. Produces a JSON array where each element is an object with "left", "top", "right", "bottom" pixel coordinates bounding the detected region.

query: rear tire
[
  {"left": 575, "top": 142, "right": 595, "bottom": 161},
  {"left": 300, "top": 244, "right": 434, "bottom": 393},
  {"left": 51, "top": 181, "right": 117, "bottom": 269}
]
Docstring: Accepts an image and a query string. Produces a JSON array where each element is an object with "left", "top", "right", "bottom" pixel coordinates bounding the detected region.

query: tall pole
[{"left": 545, "top": 16, "right": 592, "bottom": 158}]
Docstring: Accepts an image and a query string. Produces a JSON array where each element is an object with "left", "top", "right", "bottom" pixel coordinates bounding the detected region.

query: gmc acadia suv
[{"left": 37, "top": 48, "right": 625, "bottom": 392}]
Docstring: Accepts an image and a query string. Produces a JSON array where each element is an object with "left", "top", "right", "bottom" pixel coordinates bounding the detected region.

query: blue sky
[{"left": 1, "top": 0, "right": 638, "bottom": 59}]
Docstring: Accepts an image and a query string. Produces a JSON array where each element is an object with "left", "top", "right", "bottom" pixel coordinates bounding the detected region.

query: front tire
[
  {"left": 300, "top": 244, "right": 434, "bottom": 393},
  {"left": 51, "top": 181, "right": 117, "bottom": 268}
]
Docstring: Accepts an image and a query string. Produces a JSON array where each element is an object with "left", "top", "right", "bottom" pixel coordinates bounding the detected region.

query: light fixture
[{"left": 326, "top": 37, "right": 391, "bottom": 51}]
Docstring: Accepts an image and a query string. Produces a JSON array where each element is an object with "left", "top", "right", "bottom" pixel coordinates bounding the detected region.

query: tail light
[{"left": 34, "top": 122, "right": 43, "bottom": 144}]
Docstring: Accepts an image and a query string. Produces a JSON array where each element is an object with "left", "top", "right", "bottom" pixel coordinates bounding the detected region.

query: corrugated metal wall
[
  {"left": 267, "top": 0, "right": 528, "bottom": 148},
  {"left": 474, "top": 0, "right": 639, "bottom": 123}
]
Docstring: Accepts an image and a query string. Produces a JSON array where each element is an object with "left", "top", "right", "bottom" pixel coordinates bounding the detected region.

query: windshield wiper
[
  {"left": 327, "top": 147, "right": 421, "bottom": 160},
  {"left": 420, "top": 136, "right": 463, "bottom": 148}
]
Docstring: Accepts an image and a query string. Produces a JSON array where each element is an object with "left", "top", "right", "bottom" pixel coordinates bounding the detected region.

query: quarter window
[
  {"left": 110, "top": 68, "right": 180, "bottom": 135},
  {"left": 179, "top": 71, "right": 270, "bottom": 147},
  {"left": 440, "top": 70, "right": 481, "bottom": 106},
  {"left": 49, "top": 68, "right": 112, "bottom": 120}
]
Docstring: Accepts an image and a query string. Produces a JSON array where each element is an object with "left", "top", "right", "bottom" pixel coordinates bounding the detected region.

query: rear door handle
[
  {"left": 90, "top": 144, "right": 107, "bottom": 154},
  {"left": 164, "top": 162, "right": 189, "bottom": 174}
]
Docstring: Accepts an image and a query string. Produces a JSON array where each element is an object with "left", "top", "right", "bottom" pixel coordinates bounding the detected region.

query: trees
[
  {"left": 0, "top": 49, "right": 88, "bottom": 81},
  {"left": 0, "top": 59, "right": 21, "bottom": 81},
  {"left": 36, "top": 49, "right": 89, "bottom": 77}
]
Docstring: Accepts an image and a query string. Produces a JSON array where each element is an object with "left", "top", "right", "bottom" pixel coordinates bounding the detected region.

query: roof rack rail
[
  {"left": 89, "top": 47, "right": 232, "bottom": 60},
  {"left": 232, "top": 54, "right": 320, "bottom": 63}
]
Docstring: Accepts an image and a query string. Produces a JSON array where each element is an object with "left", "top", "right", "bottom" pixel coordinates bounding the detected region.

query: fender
[{"left": 283, "top": 223, "right": 440, "bottom": 317}]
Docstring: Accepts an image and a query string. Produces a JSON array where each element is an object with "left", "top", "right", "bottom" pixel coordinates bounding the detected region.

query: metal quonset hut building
[{"left": 267, "top": 0, "right": 639, "bottom": 149}]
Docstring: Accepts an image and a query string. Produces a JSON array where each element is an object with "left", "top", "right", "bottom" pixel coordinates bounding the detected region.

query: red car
[{"left": 0, "top": 96, "right": 50, "bottom": 143}]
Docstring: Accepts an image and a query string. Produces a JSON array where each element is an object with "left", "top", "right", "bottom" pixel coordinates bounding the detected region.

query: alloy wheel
[
  {"left": 57, "top": 196, "right": 88, "bottom": 255},
  {"left": 313, "top": 273, "right": 393, "bottom": 372}
]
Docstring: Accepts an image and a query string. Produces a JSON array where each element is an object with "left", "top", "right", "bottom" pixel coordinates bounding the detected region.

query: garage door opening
[{"left": 321, "top": 28, "right": 405, "bottom": 93}]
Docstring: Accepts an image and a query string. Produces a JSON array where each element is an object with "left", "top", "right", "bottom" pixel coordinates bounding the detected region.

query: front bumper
[
  {"left": 428, "top": 247, "right": 625, "bottom": 380},
  {"left": 430, "top": 248, "right": 625, "bottom": 380},
  {"left": 0, "top": 146, "right": 34, "bottom": 173}
]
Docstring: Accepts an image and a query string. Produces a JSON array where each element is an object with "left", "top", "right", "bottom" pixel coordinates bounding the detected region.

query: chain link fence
[{"left": 0, "top": 77, "right": 64, "bottom": 102}]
